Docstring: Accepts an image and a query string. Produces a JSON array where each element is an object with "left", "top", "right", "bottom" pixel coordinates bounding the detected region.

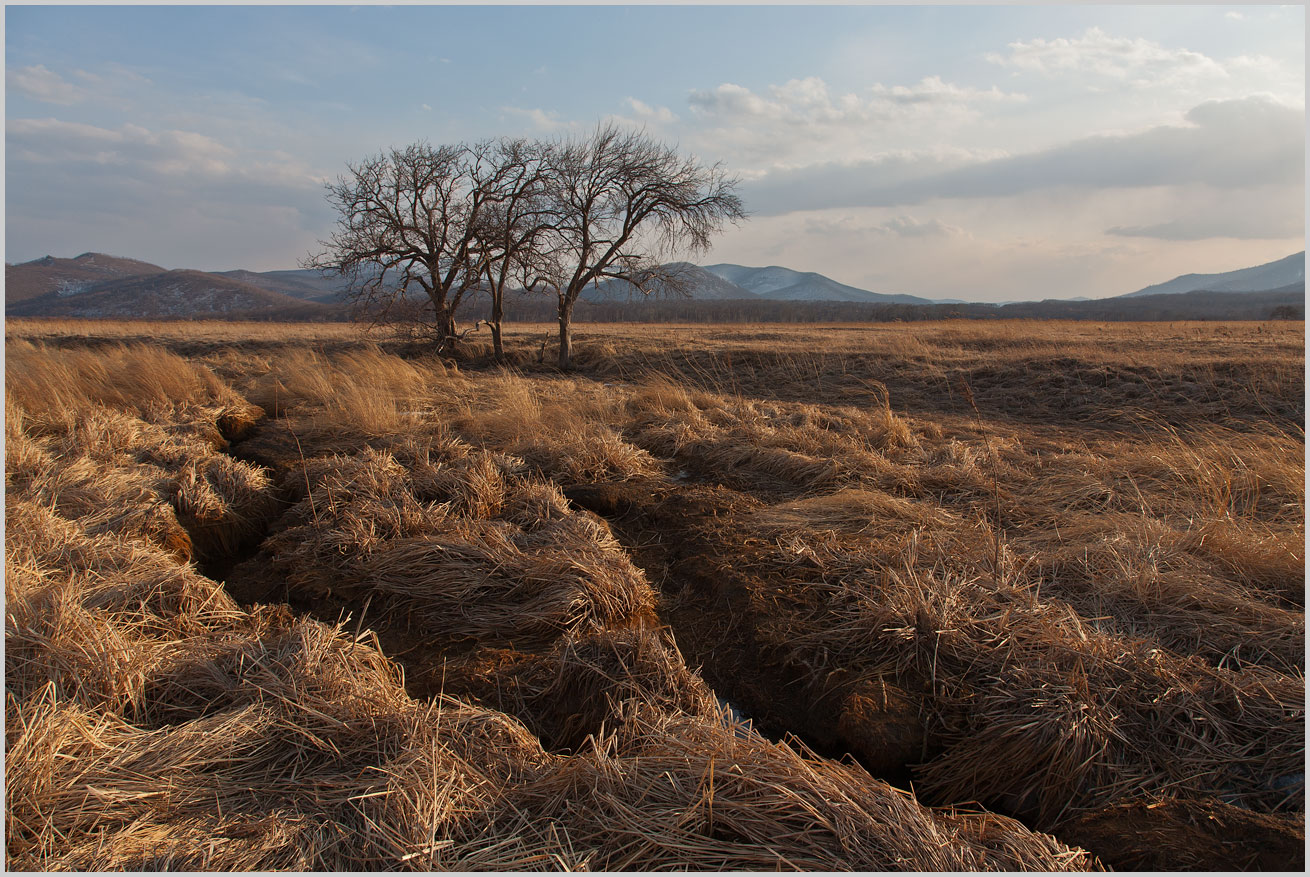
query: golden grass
[
  {"left": 262, "top": 433, "right": 656, "bottom": 647},
  {"left": 4, "top": 318, "right": 1301, "bottom": 870},
  {"left": 4, "top": 400, "right": 1093, "bottom": 871},
  {"left": 5, "top": 339, "right": 246, "bottom": 427},
  {"left": 729, "top": 521, "right": 1303, "bottom": 824}
]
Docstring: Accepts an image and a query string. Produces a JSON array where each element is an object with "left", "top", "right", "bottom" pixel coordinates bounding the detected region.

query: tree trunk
[
  {"left": 491, "top": 291, "right": 505, "bottom": 363},
  {"left": 429, "top": 293, "right": 454, "bottom": 355},
  {"left": 557, "top": 295, "right": 574, "bottom": 370},
  {"left": 444, "top": 312, "right": 459, "bottom": 356}
]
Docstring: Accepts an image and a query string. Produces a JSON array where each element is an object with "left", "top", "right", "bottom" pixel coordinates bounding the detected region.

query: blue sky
[{"left": 6, "top": 3, "right": 1305, "bottom": 301}]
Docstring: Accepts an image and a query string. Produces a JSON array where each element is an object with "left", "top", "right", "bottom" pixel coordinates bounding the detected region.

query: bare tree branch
[{"left": 533, "top": 124, "right": 747, "bottom": 368}]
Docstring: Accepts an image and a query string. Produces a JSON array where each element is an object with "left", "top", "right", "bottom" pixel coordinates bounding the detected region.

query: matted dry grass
[
  {"left": 5, "top": 318, "right": 1301, "bottom": 870},
  {"left": 3, "top": 354, "right": 1095, "bottom": 871}
]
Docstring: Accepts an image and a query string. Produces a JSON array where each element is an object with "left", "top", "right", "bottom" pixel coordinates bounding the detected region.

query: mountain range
[
  {"left": 5, "top": 252, "right": 169, "bottom": 303},
  {"left": 5, "top": 250, "right": 1303, "bottom": 321},
  {"left": 585, "top": 262, "right": 763, "bottom": 302},
  {"left": 703, "top": 264, "right": 955, "bottom": 304},
  {"left": 1119, "top": 251, "right": 1304, "bottom": 298},
  {"left": 7, "top": 267, "right": 334, "bottom": 320}
]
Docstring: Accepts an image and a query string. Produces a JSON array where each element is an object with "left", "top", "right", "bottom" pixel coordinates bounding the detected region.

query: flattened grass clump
[
  {"left": 735, "top": 519, "right": 1305, "bottom": 825},
  {"left": 448, "top": 627, "right": 723, "bottom": 751},
  {"left": 265, "top": 434, "right": 655, "bottom": 646},
  {"left": 5, "top": 339, "right": 245, "bottom": 426},
  {"left": 626, "top": 381, "right": 916, "bottom": 496},
  {"left": 505, "top": 702, "right": 1096, "bottom": 871},
  {"left": 1034, "top": 514, "right": 1305, "bottom": 671},
  {"left": 5, "top": 500, "right": 243, "bottom": 712},
  {"left": 6, "top": 341, "right": 280, "bottom": 565},
  {"left": 171, "top": 453, "right": 283, "bottom": 561},
  {"left": 240, "top": 345, "right": 443, "bottom": 430},
  {"left": 452, "top": 371, "right": 664, "bottom": 484},
  {"left": 5, "top": 627, "right": 558, "bottom": 870}
]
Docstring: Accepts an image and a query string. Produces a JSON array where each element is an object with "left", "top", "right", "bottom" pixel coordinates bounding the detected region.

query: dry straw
[
  {"left": 736, "top": 520, "right": 1305, "bottom": 826},
  {"left": 7, "top": 324, "right": 1299, "bottom": 870},
  {"left": 5, "top": 448, "right": 1094, "bottom": 872},
  {"left": 266, "top": 436, "right": 655, "bottom": 645}
]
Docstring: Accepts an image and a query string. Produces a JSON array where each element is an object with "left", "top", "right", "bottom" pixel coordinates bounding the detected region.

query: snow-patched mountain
[
  {"left": 702, "top": 264, "right": 939, "bottom": 304},
  {"left": 5, "top": 252, "right": 167, "bottom": 303},
  {"left": 586, "top": 262, "right": 760, "bottom": 302},
  {"left": 7, "top": 270, "right": 333, "bottom": 319},
  {"left": 1119, "top": 252, "right": 1305, "bottom": 298}
]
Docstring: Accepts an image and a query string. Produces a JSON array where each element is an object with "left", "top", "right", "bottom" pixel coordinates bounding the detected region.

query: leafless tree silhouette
[
  {"left": 530, "top": 124, "right": 746, "bottom": 369},
  {"left": 472, "top": 138, "right": 554, "bottom": 363},
  {"left": 308, "top": 128, "right": 744, "bottom": 364},
  {"left": 305, "top": 141, "right": 502, "bottom": 354}
]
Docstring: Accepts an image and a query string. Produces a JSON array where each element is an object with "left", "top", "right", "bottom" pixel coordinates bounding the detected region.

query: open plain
[{"left": 5, "top": 317, "right": 1304, "bottom": 870}]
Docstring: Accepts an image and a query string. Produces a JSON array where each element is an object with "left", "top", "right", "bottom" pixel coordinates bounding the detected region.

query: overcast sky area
[{"left": 5, "top": 3, "right": 1305, "bottom": 302}]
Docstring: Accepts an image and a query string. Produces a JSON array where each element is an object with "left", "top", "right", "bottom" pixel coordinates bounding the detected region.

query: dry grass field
[{"left": 5, "top": 316, "right": 1304, "bottom": 871}]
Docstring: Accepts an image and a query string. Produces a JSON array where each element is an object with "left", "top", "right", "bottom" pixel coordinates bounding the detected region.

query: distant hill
[
  {"left": 493, "top": 286, "right": 1303, "bottom": 324},
  {"left": 1119, "top": 252, "right": 1305, "bottom": 298},
  {"left": 7, "top": 269, "right": 335, "bottom": 320},
  {"left": 991, "top": 287, "right": 1303, "bottom": 321},
  {"left": 586, "top": 262, "right": 761, "bottom": 302},
  {"left": 218, "top": 268, "right": 350, "bottom": 303},
  {"left": 5, "top": 252, "right": 167, "bottom": 303},
  {"left": 702, "top": 264, "right": 942, "bottom": 304},
  {"left": 9, "top": 250, "right": 1301, "bottom": 324}
]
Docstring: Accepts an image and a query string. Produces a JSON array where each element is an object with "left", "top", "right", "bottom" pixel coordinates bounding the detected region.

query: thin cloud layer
[
  {"left": 8, "top": 65, "right": 87, "bottom": 105},
  {"left": 987, "top": 27, "right": 1229, "bottom": 85},
  {"left": 9, "top": 118, "right": 235, "bottom": 177},
  {"left": 688, "top": 75, "right": 1023, "bottom": 124},
  {"left": 684, "top": 75, "right": 1025, "bottom": 168},
  {"left": 743, "top": 96, "right": 1303, "bottom": 216}
]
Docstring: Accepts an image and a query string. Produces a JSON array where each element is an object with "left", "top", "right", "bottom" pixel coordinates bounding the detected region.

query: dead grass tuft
[
  {"left": 740, "top": 526, "right": 1304, "bottom": 825},
  {"left": 449, "top": 627, "right": 722, "bottom": 751},
  {"left": 265, "top": 437, "right": 655, "bottom": 646},
  {"left": 5, "top": 321, "right": 1299, "bottom": 870},
  {"left": 6, "top": 340, "right": 242, "bottom": 427}
]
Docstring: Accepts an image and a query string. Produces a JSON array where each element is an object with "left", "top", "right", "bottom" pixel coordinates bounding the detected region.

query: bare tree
[
  {"left": 531, "top": 124, "right": 746, "bottom": 369},
  {"left": 309, "top": 128, "right": 745, "bottom": 365},
  {"left": 472, "top": 138, "right": 554, "bottom": 363},
  {"left": 304, "top": 141, "right": 503, "bottom": 354}
]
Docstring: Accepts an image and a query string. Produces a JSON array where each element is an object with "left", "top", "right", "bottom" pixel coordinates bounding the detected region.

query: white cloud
[
  {"left": 8, "top": 65, "right": 87, "bottom": 105},
  {"left": 8, "top": 62, "right": 154, "bottom": 111},
  {"left": 688, "top": 75, "right": 1023, "bottom": 127},
  {"left": 874, "top": 215, "right": 967, "bottom": 238},
  {"left": 987, "top": 27, "right": 1229, "bottom": 88},
  {"left": 868, "top": 76, "right": 1026, "bottom": 108},
  {"left": 744, "top": 96, "right": 1303, "bottom": 214},
  {"left": 1225, "top": 11, "right": 1246, "bottom": 21},
  {"left": 801, "top": 212, "right": 969, "bottom": 240},
  {"left": 7, "top": 117, "right": 333, "bottom": 270},
  {"left": 624, "top": 97, "right": 677, "bottom": 124},
  {"left": 421, "top": 103, "right": 432, "bottom": 111},
  {"left": 500, "top": 106, "right": 571, "bottom": 131},
  {"left": 8, "top": 117, "right": 234, "bottom": 176},
  {"left": 683, "top": 75, "right": 1024, "bottom": 171}
]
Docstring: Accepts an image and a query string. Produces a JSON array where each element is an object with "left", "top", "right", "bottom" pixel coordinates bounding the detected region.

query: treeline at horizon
[
  {"left": 436, "top": 286, "right": 1306, "bottom": 325},
  {"left": 26, "top": 286, "right": 1297, "bottom": 325}
]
